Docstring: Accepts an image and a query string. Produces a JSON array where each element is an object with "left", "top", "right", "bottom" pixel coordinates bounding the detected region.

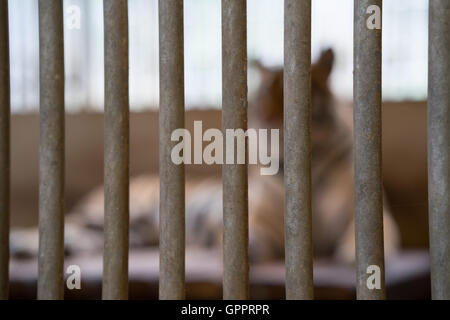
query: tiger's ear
[
  {"left": 312, "top": 48, "right": 334, "bottom": 90},
  {"left": 251, "top": 60, "right": 284, "bottom": 123},
  {"left": 250, "top": 59, "right": 273, "bottom": 80},
  {"left": 318, "top": 48, "right": 334, "bottom": 76}
]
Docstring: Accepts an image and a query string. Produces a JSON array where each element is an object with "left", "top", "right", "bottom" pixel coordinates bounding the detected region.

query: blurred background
[
  {"left": 9, "top": 0, "right": 428, "bottom": 112},
  {"left": 7, "top": 0, "right": 431, "bottom": 299}
]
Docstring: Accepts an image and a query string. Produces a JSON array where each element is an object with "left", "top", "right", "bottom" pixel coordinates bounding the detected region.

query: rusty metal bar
[
  {"left": 37, "top": 0, "right": 65, "bottom": 300},
  {"left": 284, "top": 0, "right": 313, "bottom": 300},
  {"left": 159, "top": 0, "right": 185, "bottom": 300},
  {"left": 222, "top": 0, "right": 248, "bottom": 300},
  {"left": 428, "top": 0, "right": 450, "bottom": 300},
  {"left": 354, "top": 0, "right": 385, "bottom": 300},
  {"left": 0, "top": 0, "right": 10, "bottom": 301},
  {"left": 103, "top": 0, "right": 129, "bottom": 300}
]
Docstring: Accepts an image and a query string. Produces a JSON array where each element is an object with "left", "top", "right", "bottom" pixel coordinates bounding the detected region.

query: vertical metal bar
[
  {"left": 103, "top": 0, "right": 129, "bottom": 300},
  {"left": 222, "top": 0, "right": 248, "bottom": 300},
  {"left": 38, "top": 0, "right": 65, "bottom": 300},
  {"left": 428, "top": 0, "right": 450, "bottom": 300},
  {"left": 354, "top": 0, "right": 385, "bottom": 299},
  {"left": 159, "top": 0, "right": 185, "bottom": 300},
  {"left": 0, "top": 0, "right": 10, "bottom": 301},
  {"left": 284, "top": 0, "right": 313, "bottom": 300}
]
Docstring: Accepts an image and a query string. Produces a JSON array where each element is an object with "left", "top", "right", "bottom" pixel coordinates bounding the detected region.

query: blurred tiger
[{"left": 10, "top": 49, "right": 400, "bottom": 265}]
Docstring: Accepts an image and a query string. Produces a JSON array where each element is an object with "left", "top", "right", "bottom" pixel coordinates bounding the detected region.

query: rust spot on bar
[
  {"left": 354, "top": 0, "right": 386, "bottom": 300},
  {"left": 37, "top": 0, "right": 65, "bottom": 300},
  {"left": 0, "top": 0, "right": 10, "bottom": 301},
  {"left": 102, "top": 0, "right": 129, "bottom": 300},
  {"left": 428, "top": 0, "right": 450, "bottom": 300},
  {"left": 284, "top": 0, "right": 314, "bottom": 300},
  {"left": 159, "top": 0, "right": 185, "bottom": 300},
  {"left": 222, "top": 0, "right": 249, "bottom": 300}
]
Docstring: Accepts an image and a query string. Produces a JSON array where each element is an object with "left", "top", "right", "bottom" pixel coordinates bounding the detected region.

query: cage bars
[
  {"left": 37, "top": 0, "right": 65, "bottom": 300},
  {"left": 0, "top": 0, "right": 10, "bottom": 301},
  {"left": 158, "top": 0, "right": 186, "bottom": 300},
  {"left": 283, "top": 0, "right": 314, "bottom": 300},
  {"left": 222, "top": 0, "right": 249, "bottom": 300},
  {"left": 353, "top": 0, "right": 386, "bottom": 300},
  {"left": 102, "top": 0, "right": 130, "bottom": 300},
  {"left": 427, "top": 0, "right": 450, "bottom": 301}
]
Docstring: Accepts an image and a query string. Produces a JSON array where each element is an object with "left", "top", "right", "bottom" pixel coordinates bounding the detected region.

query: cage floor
[{"left": 9, "top": 249, "right": 430, "bottom": 300}]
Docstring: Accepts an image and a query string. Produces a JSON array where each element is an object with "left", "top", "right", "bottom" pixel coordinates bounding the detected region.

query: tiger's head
[{"left": 250, "top": 49, "right": 337, "bottom": 165}]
